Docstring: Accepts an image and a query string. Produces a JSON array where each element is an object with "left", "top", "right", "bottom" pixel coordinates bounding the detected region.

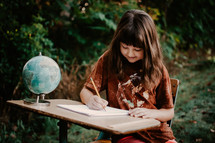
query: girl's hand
[
  {"left": 86, "top": 95, "right": 108, "bottom": 110},
  {"left": 129, "top": 108, "right": 158, "bottom": 119},
  {"left": 129, "top": 107, "right": 174, "bottom": 122}
]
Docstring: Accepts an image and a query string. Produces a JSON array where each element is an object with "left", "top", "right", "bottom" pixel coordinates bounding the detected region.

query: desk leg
[{"left": 58, "top": 120, "right": 68, "bottom": 143}]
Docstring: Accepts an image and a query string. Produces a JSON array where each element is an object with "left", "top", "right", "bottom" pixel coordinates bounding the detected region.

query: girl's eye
[
  {"left": 122, "top": 46, "right": 128, "bottom": 49},
  {"left": 134, "top": 48, "right": 142, "bottom": 51}
]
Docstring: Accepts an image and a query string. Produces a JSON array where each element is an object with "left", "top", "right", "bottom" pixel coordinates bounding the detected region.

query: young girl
[{"left": 80, "top": 9, "right": 176, "bottom": 143}]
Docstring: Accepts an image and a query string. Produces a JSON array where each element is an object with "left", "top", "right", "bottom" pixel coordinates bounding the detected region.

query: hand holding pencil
[{"left": 86, "top": 77, "right": 108, "bottom": 111}]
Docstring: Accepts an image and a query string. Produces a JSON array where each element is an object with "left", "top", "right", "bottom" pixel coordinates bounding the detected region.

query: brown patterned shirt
[{"left": 84, "top": 51, "right": 175, "bottom": 142}]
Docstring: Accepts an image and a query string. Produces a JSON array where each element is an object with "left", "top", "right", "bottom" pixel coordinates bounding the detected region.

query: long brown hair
[{"left": 108, "top": 9, "right": 163, "bottom": 89}]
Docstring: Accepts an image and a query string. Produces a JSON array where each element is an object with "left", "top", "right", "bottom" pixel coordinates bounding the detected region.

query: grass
[
  {"left": 35, "top": 122, "right": 99, "bottom": 143},
  {"left": 171, "top": 62, "right": 215, "bottom": 143},
  {"left": 68, "top": 124, "right": 99, "bottom": 143}
]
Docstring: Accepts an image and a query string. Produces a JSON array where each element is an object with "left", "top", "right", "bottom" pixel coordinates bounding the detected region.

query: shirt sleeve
[
  {"left": 156, "top": 65, "right": 174, "bottom": 109},
  {"left": 84, "top": 52, "right": 108, "bottom": 95}
]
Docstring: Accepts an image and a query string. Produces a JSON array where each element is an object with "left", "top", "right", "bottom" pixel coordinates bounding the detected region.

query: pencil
[{"left": 90, "top": 77, "right": 106, "bottom": 111}]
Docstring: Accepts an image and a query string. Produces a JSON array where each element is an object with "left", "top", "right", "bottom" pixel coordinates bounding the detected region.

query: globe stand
[{"left": 23, "top": 94, "right": 50, "bottom": 106}]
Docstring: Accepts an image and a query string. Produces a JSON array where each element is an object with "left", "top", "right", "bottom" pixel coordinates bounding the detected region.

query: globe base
[{"left": 23, "top": 97, "right": 50, "bottom": 106}]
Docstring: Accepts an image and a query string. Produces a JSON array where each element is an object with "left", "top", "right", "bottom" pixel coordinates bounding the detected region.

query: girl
[{"left": 80, "top": 9, "right": 176, "bottom": 143}]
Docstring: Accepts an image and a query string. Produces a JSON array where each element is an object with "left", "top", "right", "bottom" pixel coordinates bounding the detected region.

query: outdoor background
[{"left": 0, "top": 0, "right": 215, "bottom": 143}]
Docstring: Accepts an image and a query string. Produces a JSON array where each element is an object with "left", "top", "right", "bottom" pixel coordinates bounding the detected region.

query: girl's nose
[{"left": 128, "top": 50, "right": 135, "bottom": 57}]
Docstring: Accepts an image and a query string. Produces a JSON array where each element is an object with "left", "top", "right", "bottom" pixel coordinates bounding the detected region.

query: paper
[{"left": 57, "top": 104, "right": 129, "bottom": 117}]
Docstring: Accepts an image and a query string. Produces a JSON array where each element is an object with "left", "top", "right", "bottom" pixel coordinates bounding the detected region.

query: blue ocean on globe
[{"left": 22, "top": 55, "right": 61, "bottom": 94}]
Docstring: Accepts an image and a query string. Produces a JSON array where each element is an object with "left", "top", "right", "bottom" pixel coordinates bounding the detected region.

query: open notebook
[{"left": 57, "top": 104, "right": 129, "bottom": 117}]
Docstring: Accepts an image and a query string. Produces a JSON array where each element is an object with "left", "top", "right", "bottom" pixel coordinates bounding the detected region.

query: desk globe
[{"left": 22, "top": 53, "right": 61, "bottom": 106}]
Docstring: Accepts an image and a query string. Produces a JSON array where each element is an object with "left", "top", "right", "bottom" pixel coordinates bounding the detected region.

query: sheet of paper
[{"left": 57, "top": 104, "right": 129, "bottom": 117}]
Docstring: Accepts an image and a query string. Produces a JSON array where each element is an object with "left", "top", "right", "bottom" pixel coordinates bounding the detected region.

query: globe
[{"left": 22, "top": 54, "right": 61, "bottom": 95}]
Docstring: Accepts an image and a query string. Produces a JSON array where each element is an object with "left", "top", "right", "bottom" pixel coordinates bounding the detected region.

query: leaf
[{"left": 93, "top": 12, "right": 116, "bottom": 30}]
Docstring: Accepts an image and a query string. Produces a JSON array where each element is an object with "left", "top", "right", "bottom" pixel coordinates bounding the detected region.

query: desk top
[{"left": 7, "top": 99, "right": 160, "bottom": 135}]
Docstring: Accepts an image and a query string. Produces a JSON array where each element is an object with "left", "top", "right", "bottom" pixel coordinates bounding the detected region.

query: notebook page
[{"left": 57, "top": 104, "right": 129, "bottom": 116}]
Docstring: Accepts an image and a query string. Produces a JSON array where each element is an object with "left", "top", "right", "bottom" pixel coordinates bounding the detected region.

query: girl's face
[{"left": 120, "top": 42, "right": 143, "bottom": 63}]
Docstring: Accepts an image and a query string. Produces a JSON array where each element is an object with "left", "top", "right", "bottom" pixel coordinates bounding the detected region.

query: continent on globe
[{"left": 22, "top": 53, "right": 61, "bottom": 95}]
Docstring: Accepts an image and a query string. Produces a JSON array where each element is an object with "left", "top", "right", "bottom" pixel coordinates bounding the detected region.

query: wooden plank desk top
[{"left": 7, "top": 99, "right": 160, "bottom": 135}]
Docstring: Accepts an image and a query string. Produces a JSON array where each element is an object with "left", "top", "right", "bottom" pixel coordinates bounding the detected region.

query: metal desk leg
[{"left": 58, "top": 120, "right": 68, "bottom": 143}]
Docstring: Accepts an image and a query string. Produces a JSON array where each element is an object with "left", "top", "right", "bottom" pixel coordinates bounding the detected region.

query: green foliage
[
  {"left": 52, "top": 0, "right": 140, "bottom": 65},
  {"left": 0, "top": 115, "right": 59, "bottom": 143},
  {"left": 157, "top": 26, "right": 181, "bottom": 59},
  {"left": 166, "top": 0, "right": 215, "bottom": 49},
  {"left": 0, "top": 15, "right": 54, "bottom": 100},
  {"left": 15, "top": 15, "right": 54, "bottom": 58},
  {"left": 0, "top": 120, "right": 36, "bottom": 143},
  {"left": 68, "top": 124, "right": 99, "bottom": 143}
]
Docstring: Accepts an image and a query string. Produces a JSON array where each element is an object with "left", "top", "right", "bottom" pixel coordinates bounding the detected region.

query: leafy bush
[{"left": 166, "top": 0, "right": 215, "bottom": 49}]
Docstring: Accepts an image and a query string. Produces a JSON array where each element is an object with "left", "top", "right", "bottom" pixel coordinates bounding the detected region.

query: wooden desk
[{"left": 7, "top": 99, "right": 160, "bottom": 143}]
